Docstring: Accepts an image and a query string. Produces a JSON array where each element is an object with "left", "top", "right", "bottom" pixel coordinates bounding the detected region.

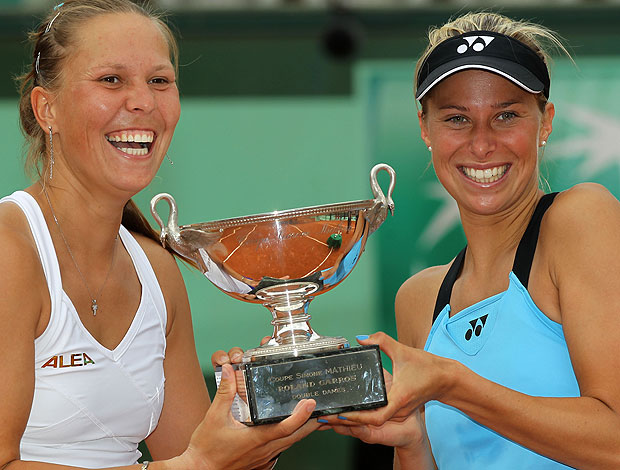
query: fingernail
[
  {"left": 356, "top": 335, "right": 370, "bottom": 341},
  {"left": 221, "top": 364, "right": 231, "bottom": 380},
  {"left": 337, "top": 416, "right": 348, "bottom": 420},
  {"left": 231, "top": 352, "right": 242, "bottom": 361},
  {"left": 317, "top": 418, "right": 328, "bottom": 424},
  {"left": 305, "top": 400, "right": 316, "bottom": 413}
]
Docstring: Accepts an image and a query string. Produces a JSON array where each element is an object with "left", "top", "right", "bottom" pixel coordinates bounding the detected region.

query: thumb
[
  {"left": 356, "top": 331, "right": 400, "bottom": 360},
  {"left": 213, "top": 363, "right": 239, "bottom": 409}
]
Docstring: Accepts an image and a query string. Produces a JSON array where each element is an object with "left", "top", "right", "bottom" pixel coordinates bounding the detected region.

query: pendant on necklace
[{"left": 92, "top": 299, "right": 98, "bottom": 316}]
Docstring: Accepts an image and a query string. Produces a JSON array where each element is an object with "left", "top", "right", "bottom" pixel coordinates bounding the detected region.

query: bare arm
[
  {"left": 354, "top": 184, "right": 620, "bottom": 469},
  {"left": 326, "top": 267, "right": 445, "bottom": 470},
  {"left": 139, "top": 239, "right": 210, "bottom": 458},
  {"left": 437, "top": 184, "right": 620, "bottom": 468},
  {"left": 0, "top": 217, "right": 46, "bottom": 468},
  {"left": 392, "top": 267, "right": 444, "bottom": 470},
  {"left": 0, "top": 218, "right": 317, "bottom": 470}
]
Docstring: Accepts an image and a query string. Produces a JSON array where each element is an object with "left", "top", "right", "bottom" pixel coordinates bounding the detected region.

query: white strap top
[{"left": 1, "top": 191, "right": 167, "bottom": 468}]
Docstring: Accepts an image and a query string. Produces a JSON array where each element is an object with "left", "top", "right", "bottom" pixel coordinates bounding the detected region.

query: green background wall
[{"left": 2, "top": 5, "right": 620, "bottom": 469}]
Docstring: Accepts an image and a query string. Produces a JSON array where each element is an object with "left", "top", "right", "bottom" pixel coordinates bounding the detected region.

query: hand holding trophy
[{"left": 151, "top": 163, "right": 395, "bottom": 424}]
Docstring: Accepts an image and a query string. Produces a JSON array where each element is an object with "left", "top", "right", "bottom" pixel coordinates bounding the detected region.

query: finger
[
  {"left": 316, "top": 415, "right": 358, "bottom": 427},
  {"left": 329, "top": 423, "right": 376, "bottom": 443},
  {"left": 210, "top": 363, "right": 238, "bottom": 415},
  {"left": 337, "top": 402, "right": 398, "bottom": 427},
  {"left": 227, "top": 347, "right": 244, "bottom": 364},
  {"left": 268, "top": 412, "right": 321, "bottom": 453},
  {"left": 356, "top": 331, "right": 401, "bottom": 360},
  {"left": 260, "top": 335, "right": 271, "bottom": 346},
  {"left": 264, "top": 399, "right": 317, "bottom": 441},
  {"left": 330, "top": 424, "right": 356, "bottom": 437},
  {"left": 211, "top": 349, "right": 231, "bottom": 368}
]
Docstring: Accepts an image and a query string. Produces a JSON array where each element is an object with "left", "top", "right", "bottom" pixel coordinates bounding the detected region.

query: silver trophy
[{"left": 151, "top": 163, "right": 395, "bottom": 424}]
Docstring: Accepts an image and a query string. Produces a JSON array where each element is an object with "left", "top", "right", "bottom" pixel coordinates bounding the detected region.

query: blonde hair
[
  {"left": 15, "top": 0, "right": 180, "bottom": 247},
  {"left": 415, "top": 12, "right": 571, "bottom": 110}
]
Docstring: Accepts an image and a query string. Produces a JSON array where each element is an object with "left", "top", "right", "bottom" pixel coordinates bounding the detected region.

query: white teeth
[
  {"left": 106, "top": 132, "right": 154, "bottom": 143},
  {"left": 105, "top": 131, "right": 155, "bottom": 157},
  {"left": 462, "top": 165, "right": 508, "bottom": 184},
  {"left": 117, "top": 147, "right": 149, "bottom": 156}
]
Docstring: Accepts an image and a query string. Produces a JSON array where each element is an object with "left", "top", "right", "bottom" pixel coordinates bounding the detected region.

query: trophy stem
[{"left": 243, "top": 287, "right": 350, "bottom": 362}]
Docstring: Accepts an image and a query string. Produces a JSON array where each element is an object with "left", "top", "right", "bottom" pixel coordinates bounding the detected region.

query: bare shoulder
[
  {"left": 542, "top": 184, "right": 620, "bottom": 246},
  {"left": 540, "top": 184, "right": 620, "bottom": 289},
  {"left": 395, "top": 263, "right": 450, "bottom": 348},
  {"left": 131, "top": 232, "right": 181, "bottom": 277},
  {"left": 0, "top": 201, "right": 46, "bottom": 331}
]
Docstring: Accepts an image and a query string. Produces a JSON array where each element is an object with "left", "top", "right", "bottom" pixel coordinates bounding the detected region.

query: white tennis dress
[{"left": 1, "top": 191, "right": 167, "bottom": 467}]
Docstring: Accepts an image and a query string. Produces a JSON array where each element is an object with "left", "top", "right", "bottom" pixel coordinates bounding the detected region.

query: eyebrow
[
  {"left": 437, "top": 100, "right": 524, "bottom": 112},
  {"left": 89, "top": 63, "right": 174, "bottom": 73}
]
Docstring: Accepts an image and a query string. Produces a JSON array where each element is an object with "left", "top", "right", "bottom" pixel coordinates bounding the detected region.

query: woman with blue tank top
[
  {"left": 0, "top": 0, "right": 319, "bottom": 468},
  {"left": 324, "top": 12, "right": 620, "bottom": 469}
]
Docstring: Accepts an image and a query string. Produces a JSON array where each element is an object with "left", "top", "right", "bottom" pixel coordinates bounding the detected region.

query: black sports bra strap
[
  {"left": 431, "top": 192, "right": 559, "bottom": 323},
  {"left": 432, "top": 247, "right": 466, "bottom": 322},
  {"left": 512, "top": 192, "right": 559, "bottom": 288}
]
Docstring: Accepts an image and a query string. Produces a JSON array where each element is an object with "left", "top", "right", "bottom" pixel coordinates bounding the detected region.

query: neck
[
  {"left": 458, "top": 188, "right": 543, "bottom": 276},
  {"left": 31, "top": 179, "right": 126, "bottom": 258}
]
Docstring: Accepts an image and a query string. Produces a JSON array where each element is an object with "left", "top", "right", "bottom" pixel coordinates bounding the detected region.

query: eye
[
  {"left": 149, "top": 77, "right": 175, "bottom": 89},
  {"left": 100, "top": 75, "right": 120, "bottom": 84},
  {"left": 497, "top": 111, "right": 517, "bottom": 122},
  {"left": 446, "top": 115, "right": 468, "bottom": 125}
]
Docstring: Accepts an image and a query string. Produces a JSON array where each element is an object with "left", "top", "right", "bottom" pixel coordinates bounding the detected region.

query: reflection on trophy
[{"left": 151, "top": 163, "right": 395, "bottom": 424}]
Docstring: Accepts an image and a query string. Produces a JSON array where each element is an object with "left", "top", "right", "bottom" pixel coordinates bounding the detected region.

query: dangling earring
[
  {"left": 48, "top": 126, "right": 54, "bottom": 180},
  {"left": 166, "top": 153, "right": 174, "bottom": 165}
]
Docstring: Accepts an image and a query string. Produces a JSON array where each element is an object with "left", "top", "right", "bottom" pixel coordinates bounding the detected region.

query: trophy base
[
  {"left": 215, "top": 345, "right": 387, "bottom": 425},
  {"left": 243, "top": 335, "right": 351, "bottom": 362}
]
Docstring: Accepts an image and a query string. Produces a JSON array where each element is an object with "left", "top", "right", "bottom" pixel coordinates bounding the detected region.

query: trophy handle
[
  {"left": 370, "top": 163, "right": 396, "bottom": 215},
  {"left": 367, "top": 163, "right": 396, "bottom": 234},
  {"left": 150, "top": 193, "right": 180, "bottom": 248}
]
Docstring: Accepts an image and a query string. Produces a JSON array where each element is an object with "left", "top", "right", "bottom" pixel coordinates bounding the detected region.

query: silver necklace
[{"left": 42, "top": 187, "right": 118, "bottom": 316}]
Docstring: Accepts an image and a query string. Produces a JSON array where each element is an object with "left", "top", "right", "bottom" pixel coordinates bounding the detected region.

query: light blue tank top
[{"left": 424, "top": 193, "right": 579, "bottom": 469}]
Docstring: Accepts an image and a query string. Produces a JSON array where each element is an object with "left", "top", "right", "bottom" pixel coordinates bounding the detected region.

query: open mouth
[
  {"left": 105, "top": 130, "right": 154, "bottom": 156},
  {"left": 461, "top": 164, "right": 510, "bottom": 184}
]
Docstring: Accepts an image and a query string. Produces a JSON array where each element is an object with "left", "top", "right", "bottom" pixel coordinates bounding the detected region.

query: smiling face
[
  {"left": 45, "top": 12, "right": 180, "bottom": 197},
  {"left": 419, "top": 70, "right": 554, "bottom": 216}
]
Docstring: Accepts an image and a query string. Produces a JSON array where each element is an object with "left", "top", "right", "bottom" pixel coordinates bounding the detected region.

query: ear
[
  {"left": 418, "top": 110, "right": 431, "bottom": 149},
  {"left": 31, "top": 86, "right": 58, "bottom": 133},
  {"left": 539, "top": 101, "right": 555, "bottom": 145}
]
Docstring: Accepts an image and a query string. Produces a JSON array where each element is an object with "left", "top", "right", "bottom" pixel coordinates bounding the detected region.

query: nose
[
  {"left": 125, "top": 82, "right": 156, "bottom": 113},
  {"left": 468, "top": 123, "right": 496, "bottom": 160}
]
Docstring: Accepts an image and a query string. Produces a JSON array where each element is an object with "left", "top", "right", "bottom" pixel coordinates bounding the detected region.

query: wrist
[
  {"left": 434, "top": 356, "right": 463, "bottom": 404},
  {"left": 394, "top": 441, "right": 434, "bottom": 470},
  {"left": 166, "top": 450, "right": 215, "bottom": 470}
]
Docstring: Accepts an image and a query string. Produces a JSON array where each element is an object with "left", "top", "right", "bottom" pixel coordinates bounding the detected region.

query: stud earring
[
  {"left": 541, "top": 140, "right": 547, "bottom": 146},
  {"left": 48, "top": 126, "right": 54, "bottom": 180},
  {"left": 428, "top": 146, "right": 432, "bottom": 152}
]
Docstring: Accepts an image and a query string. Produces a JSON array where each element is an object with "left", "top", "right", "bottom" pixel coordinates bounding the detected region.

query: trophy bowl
[{"left": 151, "top": 163, "right": 395, "bottom": 424}]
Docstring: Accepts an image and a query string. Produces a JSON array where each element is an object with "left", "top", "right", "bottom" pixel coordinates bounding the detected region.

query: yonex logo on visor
[
  {"left": 457, "top": 36, "right": 494, "bottom": 54},
  {"left": 415, "top": 31, "right": 550, "bottom": 101}
]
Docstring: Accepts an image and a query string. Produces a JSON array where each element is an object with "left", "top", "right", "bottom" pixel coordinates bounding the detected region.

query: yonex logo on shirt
[
  {"left": 41, "top": 353, "right": 95, "bottom": 368},
  {"left": 465, "top": 314, "right": 488, "bottom": 341},
  {"left": 457, "top": 36, "right": 495, "bottom": 54}
]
